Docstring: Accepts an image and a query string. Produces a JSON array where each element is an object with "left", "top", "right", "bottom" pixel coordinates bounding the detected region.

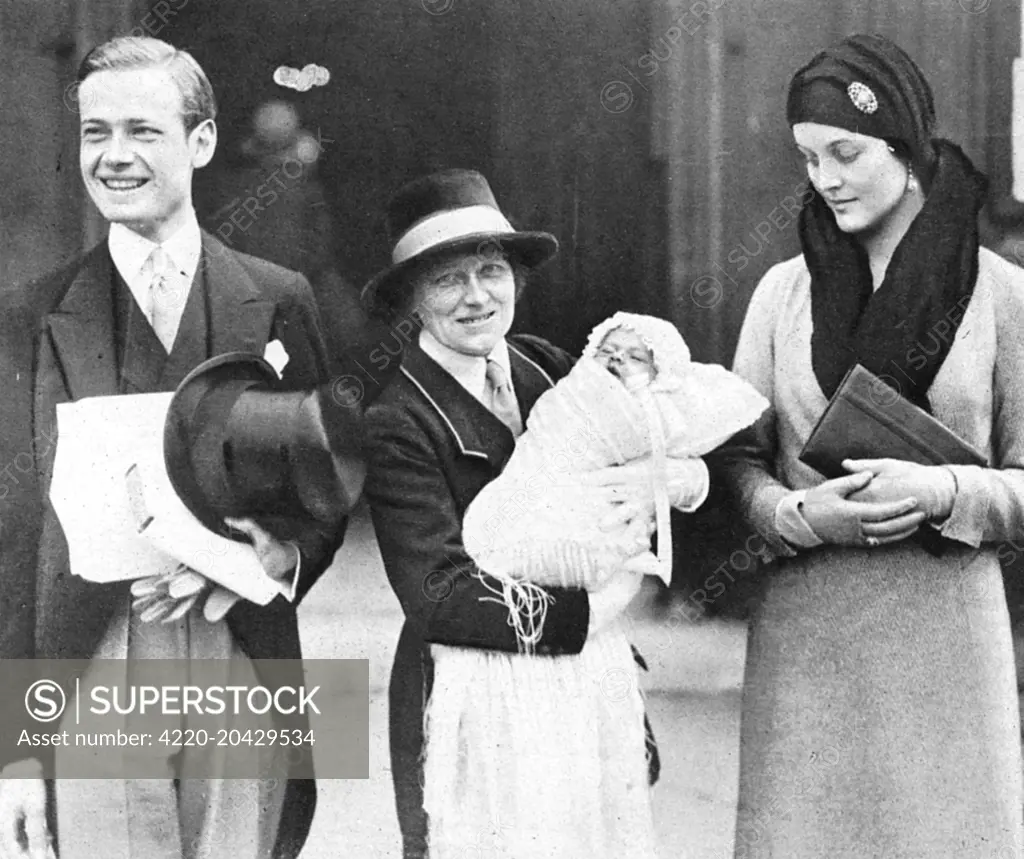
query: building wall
[
  {"left": 152, "top": 0, "right": 657, "bottom": 353},
  {"left": 1, "top": 0, "right": 79, "bottom": 289},
  {"left": 1, "top": 0, "right": 152, "bottom": 289},
  {"left": 653, "top": 0, "right": 1012, "bottom": 365}
]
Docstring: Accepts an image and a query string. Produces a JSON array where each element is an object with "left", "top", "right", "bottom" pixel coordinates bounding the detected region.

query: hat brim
[
  {"left": 361, "top": 230, "right": 558, "bottom": 319},
  {"left": 164, "top": 352, "right": 278, "bottom": 538}
]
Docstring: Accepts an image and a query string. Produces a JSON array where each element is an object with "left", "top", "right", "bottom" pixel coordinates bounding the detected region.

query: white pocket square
[{"left": 263, "top": 339, "right": 290, "bottom": 376}]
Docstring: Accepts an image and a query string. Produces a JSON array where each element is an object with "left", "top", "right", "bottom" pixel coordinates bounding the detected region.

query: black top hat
[
  {"left": 164, "top": 352, "right": 365, "bottom": 542},
  {"left": 361, "top": 168, "right": 559, "bottom": 320}
]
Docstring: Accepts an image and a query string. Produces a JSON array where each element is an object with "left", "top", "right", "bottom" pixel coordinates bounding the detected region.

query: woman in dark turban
[{"left": 719, "top": 34, "right": 1024, "bottom": 857}]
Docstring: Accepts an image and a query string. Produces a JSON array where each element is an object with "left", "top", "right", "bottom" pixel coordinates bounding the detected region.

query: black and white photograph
[{"left": 2, "top": 0, "right": 1023, "bottom": 857}]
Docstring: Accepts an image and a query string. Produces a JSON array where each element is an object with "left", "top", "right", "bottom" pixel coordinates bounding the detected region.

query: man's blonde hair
[{"left": 77, "top": 36, "right": 217, "bottom": 132}]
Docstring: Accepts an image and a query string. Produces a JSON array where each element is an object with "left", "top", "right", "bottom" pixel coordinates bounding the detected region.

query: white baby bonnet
[
  {"left": 583, "top": 311, "right": 768, "bottom": 586},
  {"left": 584, "top": 311, "right": 694, "bottom": 392},
  {"left": 584, "top": 311, "right": 768, "bottom": 456}
]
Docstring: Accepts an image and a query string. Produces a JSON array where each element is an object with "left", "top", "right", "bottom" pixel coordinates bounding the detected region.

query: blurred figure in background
[{"left": 198, "top": 99, "right": 385, "bottom": 373}]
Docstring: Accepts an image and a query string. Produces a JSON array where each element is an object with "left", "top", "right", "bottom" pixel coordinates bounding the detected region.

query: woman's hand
[
  {"left": 842, "top": 459, "right": 957, "bottom": 523},
  {"left": 588, "top": 457, "right": 709, "bottom": 533},
  {"left": 800, "top": 469, "right": 927, "bottom": 547}
]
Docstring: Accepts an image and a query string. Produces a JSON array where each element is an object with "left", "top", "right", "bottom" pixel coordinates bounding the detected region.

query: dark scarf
[{"left": 802, "top": 140, "right": 987, "bottom": 412}]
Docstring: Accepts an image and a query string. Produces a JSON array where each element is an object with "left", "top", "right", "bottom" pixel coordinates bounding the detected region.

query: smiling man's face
[{"left": 78, "top": 66, "right": 215, "bottom": 242}]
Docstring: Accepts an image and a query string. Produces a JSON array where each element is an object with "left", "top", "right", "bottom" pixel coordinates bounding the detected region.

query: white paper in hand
[
  {"left": 49, "top": 393, "right": 178, "bottom": 584},
  {"left": 126, "top": 448, "right": 279, "bottom": 606},
  {"left": 48, "top": 392, "right": 278, "bottom": 606}
]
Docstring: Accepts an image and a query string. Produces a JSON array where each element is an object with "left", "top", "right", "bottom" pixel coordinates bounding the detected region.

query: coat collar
[
  {"left": 46, "top": 232, "right": 276, "bottom": 400},
  {"left": 507, "top": 339, "right": 557, "bottom": 418},
  {"left": 399, "top": 338, "right": 557, "bottom": 468},
  {"left": 200, "top": 231, "right": 275, "bottom": 356},
  {"left": 44, "top": 244, "right": 118, "bottom": 400}
]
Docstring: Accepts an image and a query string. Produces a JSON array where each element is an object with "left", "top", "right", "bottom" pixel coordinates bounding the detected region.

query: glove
[
  {"left": 664, "top": 457, "right": 710, "bottom": 511},
  {"left": 843, "top": 459, "right": 958, "bottom": 523},
  {"left": 130, "top": 565, "right": 208, "bottom": 624},
  {"left": 130, "top": 518, "right": 301, "bottom": 624},
  {"left": 798, "top": 468, "right": 926, "bottom": 548},
  {"left": 592, "top": 456, "right": 710, "bottom": 532},
  {"left": 130, "top": 566, "right": 243, "bottom": 624}
]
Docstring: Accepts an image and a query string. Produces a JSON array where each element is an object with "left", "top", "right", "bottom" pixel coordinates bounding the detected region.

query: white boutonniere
[{"left": 263, "top": 339, "right": 290, "bottom": 377}]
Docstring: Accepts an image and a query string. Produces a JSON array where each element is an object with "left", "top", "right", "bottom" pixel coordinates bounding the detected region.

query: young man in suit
[{"left": 0, "top": 36, "right": 344, "bottom": 859}]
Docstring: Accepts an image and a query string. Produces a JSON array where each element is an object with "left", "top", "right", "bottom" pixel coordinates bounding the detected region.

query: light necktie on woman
[{"left": 485, "top": 358, "right": 523, "bottom": 437}]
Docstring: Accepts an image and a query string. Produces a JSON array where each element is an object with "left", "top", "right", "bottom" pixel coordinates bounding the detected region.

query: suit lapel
[
  {"left": 34, "top": 247, "right": 126, "bottom": 661},
  {"left": 45, "top": 246, "right": 119, "bottom": 401},
  {"left": 400, "top": 343, "right": 516, "bottom": 470},
  {"left": 201, "top": 232, "right": 275, "bottom": 356}
]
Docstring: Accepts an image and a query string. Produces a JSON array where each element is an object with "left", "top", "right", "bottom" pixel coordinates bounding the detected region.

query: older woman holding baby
[
  {"left": 360, "top": 170, "right": 756, "bottom": 858},
  {"left": 361, "top": 169, "right": 642, "bottom": 858},
  {"left": 720, "top": 34, "right": 1024, "bottom": 858}
]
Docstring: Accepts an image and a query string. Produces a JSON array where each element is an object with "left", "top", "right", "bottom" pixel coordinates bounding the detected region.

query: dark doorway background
[{"left": 162, "top": 0, "right": 664, "bottom": 360}]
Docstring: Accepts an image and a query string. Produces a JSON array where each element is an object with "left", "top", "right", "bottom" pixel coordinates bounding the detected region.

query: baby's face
[{"left": 594, "top": 327, "right": 656, "bottom": 386}]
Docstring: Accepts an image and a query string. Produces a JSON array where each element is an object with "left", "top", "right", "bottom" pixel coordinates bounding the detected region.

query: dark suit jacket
[
  {"left": 0, "top": 231, "right": 343, "bottom": 859},
  {"left": 363, "top": 334, "right": 592, "bottom": 858}
]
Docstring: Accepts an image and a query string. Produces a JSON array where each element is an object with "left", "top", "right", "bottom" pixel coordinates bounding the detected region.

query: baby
[
  {"left": 461, "top": 311, "right": 768, "bottom": 647},
  {"left": 592, "top": 323, "right": 659, "bottom": 388},
  {"left": 585, "top": 322, "right": 686, "bottom": 578}
]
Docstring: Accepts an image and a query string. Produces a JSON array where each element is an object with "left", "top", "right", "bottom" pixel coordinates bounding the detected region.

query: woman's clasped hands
[{"left": 799, "top": 458, "right": 957, "bottom": 548}]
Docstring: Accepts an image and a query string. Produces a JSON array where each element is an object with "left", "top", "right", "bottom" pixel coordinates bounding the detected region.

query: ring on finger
[{"left": 864, "top": 535, "right": 880, "bottom": 548}]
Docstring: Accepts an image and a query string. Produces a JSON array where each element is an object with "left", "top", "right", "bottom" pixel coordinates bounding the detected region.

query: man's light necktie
[
  {"left": 144, "top": 246, "right": 184, "bottom": 352},
  {"left": 485, "top": 358, "right": 524, "bottom": 437}
]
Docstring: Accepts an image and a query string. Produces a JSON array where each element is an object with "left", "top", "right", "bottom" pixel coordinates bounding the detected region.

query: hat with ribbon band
[{"left": 361, "top": 168, "right": 558, "bottom": 319}]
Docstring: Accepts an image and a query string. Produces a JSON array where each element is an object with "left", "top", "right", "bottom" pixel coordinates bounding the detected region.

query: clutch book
[{"left": 799, "top": 363, "right": 987, "bottom": 479}]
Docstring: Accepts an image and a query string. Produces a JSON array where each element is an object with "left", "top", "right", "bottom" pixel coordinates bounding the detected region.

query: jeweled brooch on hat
[{"left": 847, "top": 82, "right": 878, "bottom": 114}]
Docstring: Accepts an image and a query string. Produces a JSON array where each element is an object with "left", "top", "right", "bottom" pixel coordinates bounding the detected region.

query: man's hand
[
  {"left": 0, "top": 760, "right": 53, "bottom": 859},
  {"left": 131, "top": 518, "right": 300, "bottom": 623},
  {"left": 223, "top": 517, "right": 300, "bottom": 582}
]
